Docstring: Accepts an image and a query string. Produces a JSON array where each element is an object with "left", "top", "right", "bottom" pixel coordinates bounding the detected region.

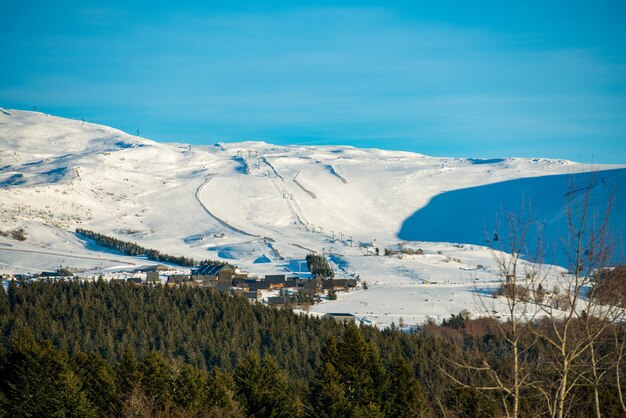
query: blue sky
[{"left": 2, "top": 1, "right": 625, "bottom": 162}]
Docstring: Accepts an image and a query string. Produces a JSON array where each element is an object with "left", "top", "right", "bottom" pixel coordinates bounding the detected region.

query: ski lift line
[
  {"left": 265, "top": 168, "right": 304, "bottom": 228},
  {"left": 199, "top": 172, "right": 380, "bottom": 256}
]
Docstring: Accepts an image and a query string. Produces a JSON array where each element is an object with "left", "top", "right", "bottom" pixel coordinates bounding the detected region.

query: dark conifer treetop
[{"left": 305, "top": 253, "right": 334, "bottom": 278}]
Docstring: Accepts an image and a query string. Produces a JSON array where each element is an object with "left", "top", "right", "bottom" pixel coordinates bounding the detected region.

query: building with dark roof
[
  {"left": 194, "top": 264, "right": 232, "bottom": 276},
  {"left": 323, "top": 279, "right": 357, "bottom": 291}
]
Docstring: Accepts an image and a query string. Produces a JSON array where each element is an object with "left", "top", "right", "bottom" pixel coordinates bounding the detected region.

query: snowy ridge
[{"left": 1, "top": 109, "right": 624, "bottom": 326}]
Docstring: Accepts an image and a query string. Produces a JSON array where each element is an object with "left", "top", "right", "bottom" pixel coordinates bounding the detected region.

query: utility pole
[
  {"left": 348, "top": 236, "right": 353, "bottom": 247},
  {"left": 331, "top": 230, "right": 335, "bottom": 240},
  {"left": 339, "top": 232, "right": 344, "bottom": 241}
]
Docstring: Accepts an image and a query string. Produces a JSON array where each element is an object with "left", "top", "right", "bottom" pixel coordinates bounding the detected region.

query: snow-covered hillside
[{"left": 1, "top": 109, "right": 624, "bottom": 326}]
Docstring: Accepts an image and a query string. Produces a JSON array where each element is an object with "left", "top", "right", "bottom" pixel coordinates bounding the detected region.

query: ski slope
[{"left": 1, "top": 109, "right": 624, "bottom": 326}]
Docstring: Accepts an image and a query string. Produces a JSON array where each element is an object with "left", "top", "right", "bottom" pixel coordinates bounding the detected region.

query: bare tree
[
  {"left": 443, "top": 172, "right": 625, "bottom": 417},
  {"left": 525, "top": 172, "right": 624, "bottom": 418},
  {"left": 443, "top": 199, "right": 544, "bottom": 418}
]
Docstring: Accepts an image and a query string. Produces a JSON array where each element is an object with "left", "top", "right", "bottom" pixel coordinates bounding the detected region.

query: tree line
[{"left": 76, "top": 228, "right": 230, "bottom": 268}]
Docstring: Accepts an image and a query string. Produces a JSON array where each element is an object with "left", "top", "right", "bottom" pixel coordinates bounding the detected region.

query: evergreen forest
[{"left": 0, "top": 280, "right": 625, "bottom": 417}]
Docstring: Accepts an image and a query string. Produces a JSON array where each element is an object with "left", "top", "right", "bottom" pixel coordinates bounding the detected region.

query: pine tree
[
  {"left": 336, "top": 323, "right": 371, "bottom": 405},
  {"left": 309, "top": 361, "right": 350, "bottom": 417},
  {"left": 141, "top": 351, "right": 172, "bottom": 409},
  {"left": 0, "top": 329, "right": 95, "bottom": 417},
  {"left": 72, "top": 351, "right": 121, "bottom": 416},
  {"left": 172, "top": 364, "right": 207, "bottom": 412},
  {"left": 206, "top": 368, "right": 244, "bottom": 416},
  {"left": 384, "top": 355, "right": 430, "bottom": 417},
  {"left": 116, "top": 346, "right": 140, "bottom": 395},
  {"left": 234, "top": 353, "right": 298, "bottom": 417}
]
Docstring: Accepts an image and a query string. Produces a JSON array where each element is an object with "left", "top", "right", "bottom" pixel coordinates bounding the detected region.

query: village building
[
  {"left": 216, "top": 282, "right": 233, "bottom": 293},
  {"left": 141, "top": 264, "right": 170, "bottom": 272},
  {"left": 267, "top": 296, "right": 290, "bottom": 307},
  {"left": 127, "top": 277, "right": 143, "bottom": 285},
  {"left": 245, "top": 281, "right": 271, "bottom": 291},
  {"left": 264, "top": 274, "right": 287, "bottom": 289},
  {"left": 323, "top": 278, "right": 357, "bottom": 291},
  {"left": 194, "top": 264, "right": 236, "bottom": 282},
  {"left": 245, "top": 290, "right": 261, "bottom": 301},
  {"left": 39, "top": 268, "right": 74, "bottom": 278},
  {"left": 167, "top": 275, "right": 192, "bottom": 286},
  {"left": 300, "top": 279, "right": 321, "bottom": 296},
  {"left": 145, "top": 271, "right": 160, "bottom": 283}
]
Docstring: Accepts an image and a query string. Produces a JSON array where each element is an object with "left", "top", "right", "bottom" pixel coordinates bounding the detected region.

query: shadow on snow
[{"left": 398, "top": 169, "right": 626, "bottom": 268}]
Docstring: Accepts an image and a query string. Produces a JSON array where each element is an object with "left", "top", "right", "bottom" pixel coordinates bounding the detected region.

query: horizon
[
  {"left": 2, "top": 1, "right": 625, "bottom": 163},
  {"left": 6, "top": 106, "right": 626, "bottom": 165}
]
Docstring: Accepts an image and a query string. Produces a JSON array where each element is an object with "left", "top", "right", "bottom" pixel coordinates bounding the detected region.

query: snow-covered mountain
[{"left": 1, "top": 109, "right": 624, "bottom": 326}]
